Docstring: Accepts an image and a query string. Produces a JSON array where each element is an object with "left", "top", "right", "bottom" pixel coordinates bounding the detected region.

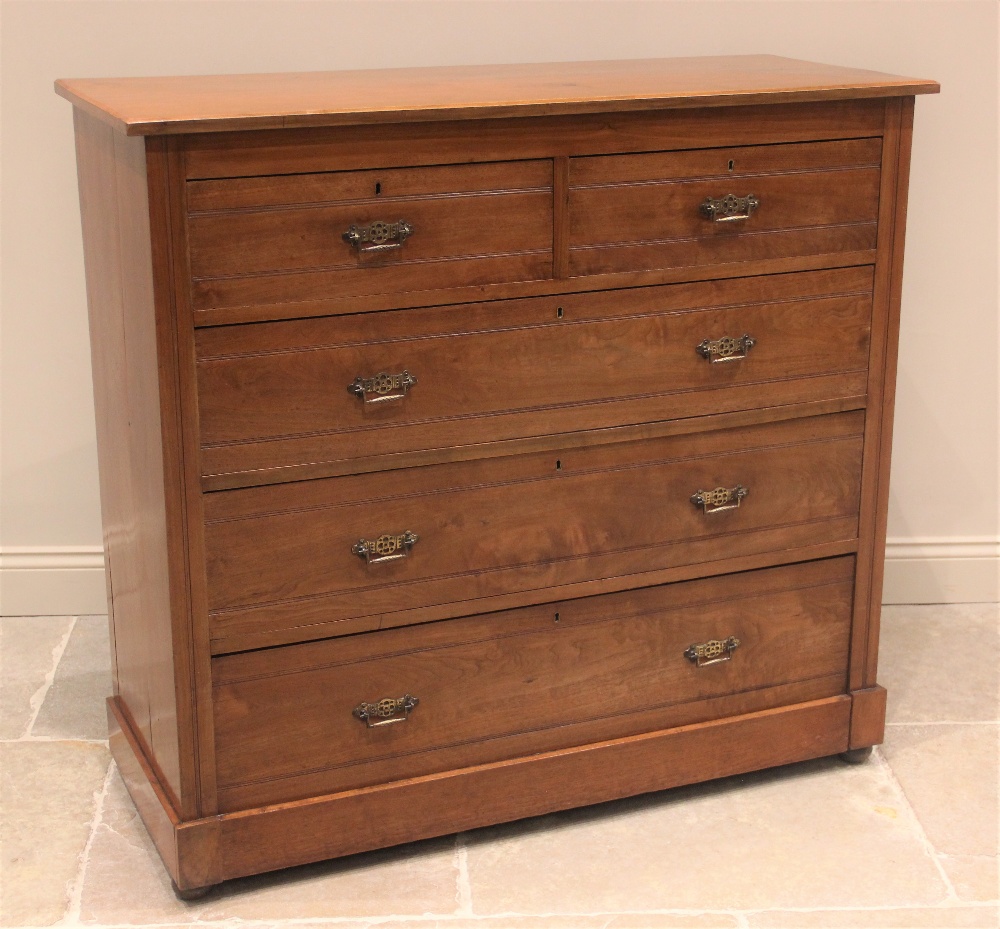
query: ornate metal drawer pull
[
  {"left": 700, "top": 193, "right": 759, "bottom": 222},
  {"left": 343, "top": 219, "right": 413, "bottom": 253},
  {"left": 696, "top": 334, "right": 755, "bottom": 363},
  {"left": 353, "top": 694, "right": 419, "bottom": 727},
  {"left": 690, "top": 485, "right": 748, "bottom": 514},
  {"left": 684, "top": 636, "right": 741, "bottom": 667},
  {"left": 348, "top": 370, "right": 416, "bottom": 404},
  {"left": 352, "top": 530, "right": 419, "bottom": 565}
]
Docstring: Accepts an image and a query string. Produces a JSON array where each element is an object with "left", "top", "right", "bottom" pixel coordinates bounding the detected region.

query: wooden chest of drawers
[{"left": 57, "top": 56, "right": 938, "bottom": 895}]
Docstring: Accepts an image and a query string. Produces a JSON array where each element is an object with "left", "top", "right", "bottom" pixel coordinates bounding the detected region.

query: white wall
[{"left": 1, "top": 0, "right": 997, "bottom": 614}]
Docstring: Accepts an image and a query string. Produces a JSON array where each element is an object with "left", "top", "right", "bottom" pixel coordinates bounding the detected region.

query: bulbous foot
[
  {"left": 839, "top": 745, "right": 874, "bottom": 765},
  {"left": 171, "top": 880, "right": 214, "bottom": 901}
]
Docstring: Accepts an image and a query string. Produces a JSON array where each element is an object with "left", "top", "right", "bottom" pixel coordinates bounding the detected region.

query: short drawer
[
  {"left": 186, "top": 160, "right": 553, "bottom": 312},
  {"left": 212, "top": 556, "right": 855, "bottom": 811},
  {"left": 569, "top": 138, "right": 881, "bottom": 277},
  {"left": 203, "top": 412, "right": 864, "bottom": 652},
  {"left": 196, "top": 267, "right": 872, "bottom": 486}
]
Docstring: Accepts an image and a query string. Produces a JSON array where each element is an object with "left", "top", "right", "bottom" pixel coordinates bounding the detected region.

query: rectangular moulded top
[{"left": 54, "top": 55, "right": 939, "bottom": 137}]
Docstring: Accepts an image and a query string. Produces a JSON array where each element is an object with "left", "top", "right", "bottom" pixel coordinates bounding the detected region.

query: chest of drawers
[{"left": 57, "top": 56, "right": 938, "bottom": 895}]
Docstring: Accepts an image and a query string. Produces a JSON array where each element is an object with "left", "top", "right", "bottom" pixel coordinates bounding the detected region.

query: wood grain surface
[
  {"left": 569, "top": 138, "right": 881, "bottom": 276},
  {"left": 212, "top": 557, "right": 853, "bottom": 810},
  {"left": 848, "top": 97, "right": 914, "bottom": 694},
  {"left": 195, "top": 267, "right": 873, "bottom": 484},
  {"left": 181, "top": 100, "right": 888, "bottom": 180},
  {"left": 213, "top": 695, "right": 852, "bottom": 882},
  {"left": 55, "top": 56, "right": 938, "bottom": 136},
  {"left": 107, "top": 691, "right": 855, "bottom": 890},
  {"left": 60, "top": 60, "right": 930, "bottom": 891},
  {"left": 174, "top": 101, "right": 887, "bottom": 325},
  {"left": 187, "top": 160, "right": 553, "bottom": 308},
  {"left": 202, "top": 413, "right": 864, "bottom": 649},
  {"left": 849, "top": 684, "right": 888, "bottom": 749},
  {"left": 862, "top": 99, "right": 916, "bottom": 688},
  {"left": 73, "top": 110, "right": 196, "bottom": 814}
]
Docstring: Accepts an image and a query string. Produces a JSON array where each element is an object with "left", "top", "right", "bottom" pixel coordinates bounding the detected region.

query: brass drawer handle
[
  {"left": 342, "top": 219, "right": 413, "bottom": 253},
  {"left": 353, "top": 694, "right": 419, "bottom": 727},
  {"left": 684, "top": 636, "right": 741, "bottom": 667},
  {"left": 348, "top": 370, "right": 417, "bottom": 404},
  {"left": 691, "top": 485, "right": 748, "bottom": 514},
  {"left": 696, "top": 334, "right": 755, "bottom": 363},
  {"left": 700, "top": 193, "right": 759, "bottom": 222},
  {"left": 352, "top": 530, "right": 419, "bottom": 565}
]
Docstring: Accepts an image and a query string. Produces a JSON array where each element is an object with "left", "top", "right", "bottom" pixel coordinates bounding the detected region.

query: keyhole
[
  {"left": 554, "top": 612, "right": 561, "bottom": 623},
  {"left": 728, "top": 160, "right": 735, "bottom": 172},
  {"left": 375, "top": 182, "right": 382, "bottom": 195},
  {"left": 555, "top": 459, "right": 562, "bottom": 471},
  {"left": 556, "top": 306, "right": 564, "bottom": 319}
]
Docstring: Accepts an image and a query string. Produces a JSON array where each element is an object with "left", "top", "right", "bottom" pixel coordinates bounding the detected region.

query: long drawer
[
  {"left": 195, "top": 267, "right": 872, "bottom": 486},
  {"left": 187, "top": 160, "right": 553, "bottom": 312},
  {"left": 212, "top": 556, "right": 855, "bottom": 811},
  {"left": 569, "top": 138, "right": 881, "bottom": 277},
  {"left": 202, "top": 412, "right": 864, "bottom": 652}
]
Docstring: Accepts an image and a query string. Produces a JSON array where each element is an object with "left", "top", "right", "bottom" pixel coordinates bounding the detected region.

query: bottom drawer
[{"left": 212, "top": 556, "right": 854, "bottom": 812}]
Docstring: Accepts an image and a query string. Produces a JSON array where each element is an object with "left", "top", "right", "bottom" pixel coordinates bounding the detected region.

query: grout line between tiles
[
  {"left": 60, "top": 759, "right": 115, "bottom": 926},
  {"left": 871, "top": 747, "right": 961, "bottom": 903},
  {"left": 454, "top": 832, "right": 473, "bottom": 916},
  {"left": 23, "top": 615, "right": 77, "bottom": 738}
]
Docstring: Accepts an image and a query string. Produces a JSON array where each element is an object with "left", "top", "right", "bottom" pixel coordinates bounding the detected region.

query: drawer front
[
  {"left": 203, "top": 412, "right": 864, "bottom": 650},
  {"left": 569, "top": 139, "right": 881, "bottom": 277},
  {"left": 196, "top": 267, "right": 872, "bottom": 485},
  {"left": 212, "top": 556, "right": 854, "bottom": 810},
  {"left": 187, "top": 160, "right": 553, "bottom": 312}
]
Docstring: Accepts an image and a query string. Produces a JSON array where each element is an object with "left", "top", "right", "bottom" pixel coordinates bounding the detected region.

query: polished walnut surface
[
  {"left": 55, "top": 55, "right": 938, "bottom": 136},
  {"left": 60, "top": 56, "right": 935, "bottom": 894}
]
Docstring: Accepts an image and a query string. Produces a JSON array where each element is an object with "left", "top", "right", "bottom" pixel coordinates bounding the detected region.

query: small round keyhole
[
  {"left": 554, "top": 612, "right": 561, "bottom": 623},
  {"left": 728, "top": 160, "right": 735, "bottom": 172},
  {"left": 375, "top": 182, "right": 382, "bottom": 195}
]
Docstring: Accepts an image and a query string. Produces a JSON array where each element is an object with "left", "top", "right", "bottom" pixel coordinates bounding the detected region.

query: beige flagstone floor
[{"left": 1, "top": 604, "right": 997, "bottom": 929}]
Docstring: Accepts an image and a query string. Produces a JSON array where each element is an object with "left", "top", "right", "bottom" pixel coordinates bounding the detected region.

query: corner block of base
[{"left": 848, "top": 684, "right": 887, "bottom": 751}]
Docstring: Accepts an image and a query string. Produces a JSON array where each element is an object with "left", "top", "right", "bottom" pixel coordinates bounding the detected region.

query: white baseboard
[
  {"left": 882, "top": 537, "right": 1000, "bottom": 604},
  {"left": 1, "top": 538, "right": 997, "bottom": 616},
  {"left": 0, "top": 546, "right": 108, "bottom": 616}
]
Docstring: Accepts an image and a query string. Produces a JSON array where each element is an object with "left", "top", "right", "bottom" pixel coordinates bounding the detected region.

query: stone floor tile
[
  {"left": 0, "top": 741, "right": 110, "bottom": 927},
  {"left": 602, "top": 917, "right": 742, "bottom": 929},
  {"left": 749, "top": 904, "right": 999, "bottom": 927},
  {"left": 938, "top": 855, "right": 1000, "bottom": 904},
  {"left": 880, "top": 604, "right": 1000, "bottom": 724},
  {"left": 0, "top": 616, "right": 73, "bottom": 739},
  {"left": 881, "top": 724, "right": 999, "bottom": 857},
  {"left": 205, "top": 838, "right": 459, "bottom": 922},
  {"left": 297, "top": 917, "right": 740, "bottom": 929},
  {"left": 465, "top": 757, "right": 947, "bottom": 914},
  {"left": 32, "top": 615, "right": 110, "bottom": 741},
  {"left": 79, "top": 769, "right": 460, "bottom": 924}
]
